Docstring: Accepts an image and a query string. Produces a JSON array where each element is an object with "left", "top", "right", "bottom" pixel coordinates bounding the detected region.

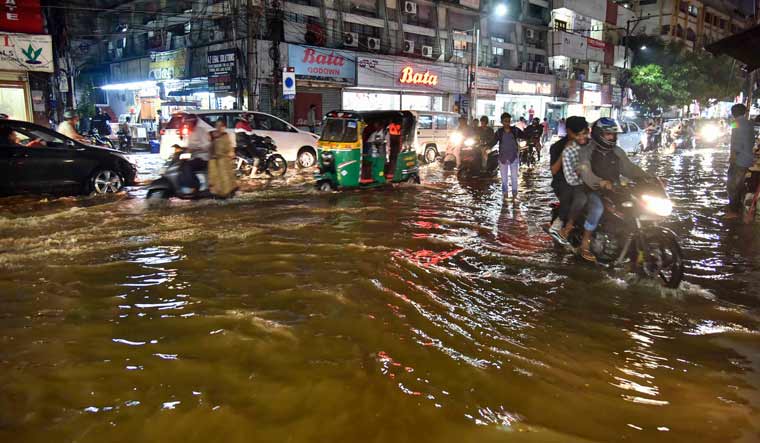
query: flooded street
[{"left": 1, "top": 147, "right": 759, "bottom": 442}]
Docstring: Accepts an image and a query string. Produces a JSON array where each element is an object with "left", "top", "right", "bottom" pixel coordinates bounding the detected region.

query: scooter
[
  {"left": 86, "top": 129, "right": 116, "bottom": 150},
  {"left": 145, "top": 148, "right": 212, "bottom": 200}
]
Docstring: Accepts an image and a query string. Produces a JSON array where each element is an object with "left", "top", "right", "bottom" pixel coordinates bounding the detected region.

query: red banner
[{"left": 0, "top": 0, "right": 44, "bottom": 34}]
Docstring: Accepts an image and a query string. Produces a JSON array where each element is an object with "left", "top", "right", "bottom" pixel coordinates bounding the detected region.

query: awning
[
  {"left": 167, "top": 87, "right": 209, "bottom": 97},
  {"left": 705, "top": 24, "right": 760, "bottom": 72}
]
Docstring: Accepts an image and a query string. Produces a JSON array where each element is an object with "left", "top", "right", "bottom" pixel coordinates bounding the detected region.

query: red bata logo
[
  {"left": 399, "top": 66, "right": 438, "bottom": 86},
  {"left": 302, "top": 48, "right": 345, "bottom": 76}
]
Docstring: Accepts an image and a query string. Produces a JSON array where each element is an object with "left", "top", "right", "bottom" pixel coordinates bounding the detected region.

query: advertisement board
[
  {"left": 504, "top": 78, "right": 553, "bottom": 96},
  {"left": 149, "top": 49, "right": 187, "bottom": 80},
  {"left": 288, "top": 45, "right": 356, "bottom": 84},
  {"left": 0, "top": 32, "right": 52, "bottom": 72},
  {"left": 0, "top": 0, "right": 44, "bottom": 34},
  {"left": 357, "top": 56, "right": 464, "bottom": 93},
  {"left": 207, "top": 49, "right": 236, "bottom": 94}
]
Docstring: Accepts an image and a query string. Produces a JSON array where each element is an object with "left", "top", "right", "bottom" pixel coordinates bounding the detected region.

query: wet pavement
[{"left": 0, "top": 148, "right": 759, "bottom": 442}]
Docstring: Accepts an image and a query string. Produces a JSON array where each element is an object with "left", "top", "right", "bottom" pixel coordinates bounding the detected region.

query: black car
[{"left": 0, "top": 120, "right": 137, "bottom": 196}]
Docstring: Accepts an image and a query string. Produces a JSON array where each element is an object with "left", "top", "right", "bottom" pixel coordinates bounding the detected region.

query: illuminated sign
[
  {"left": 398, "top": 66, "right": 438, "bottom": 86},
  {"left": 506, "top": 79, "right": 552, "bottom": 96}
]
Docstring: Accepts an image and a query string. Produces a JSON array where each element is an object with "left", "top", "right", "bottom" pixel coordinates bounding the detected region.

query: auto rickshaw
[{"left": 314, "top": 110, "right": 420, "bottom": 191}]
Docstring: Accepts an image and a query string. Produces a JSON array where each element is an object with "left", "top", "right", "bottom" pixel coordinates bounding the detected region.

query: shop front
[
  {"left": 476, "top": 74, "right": 554, "bottom": 126},
  {"left": 0, "top": 32, "right": 53, "bottom": 125},
  {"left": 344, "top": 56, "right": 466, "bottom": 113},
  {"left": 288, "top": 44, "right": 355, "bottom": 131},
  {"left": 579, "top": 81, "right": 612, "bottom": 122}
]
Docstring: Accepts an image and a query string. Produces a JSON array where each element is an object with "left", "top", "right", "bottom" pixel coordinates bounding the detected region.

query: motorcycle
[
  {"left": 234, "top": 134, "right": 288, "bottom": 178},
  {"left": 519, "top": 139, "right": 538, "bottom": 167},
  {"left": 642, "top": 129, "right": 661, "bottom": 152},
  {"left": 457, "top": 141, "right": 499, "bottom": 179},
  {"left": 441, "top": 132, "right": 468, "bottom": 171},
  {"left": 86, "top": 129, "right": 116, "bottom": 150},
  {"left": 145, "top": 148, "right": 211, "bottom": 200},
  {"left": 547, "top": 178, "right": 684, "bottom": 288}
]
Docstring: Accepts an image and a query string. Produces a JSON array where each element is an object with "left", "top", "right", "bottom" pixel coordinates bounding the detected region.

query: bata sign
[
  {"left": 506, "top": 79, "right": 552, "bottom": 96},
  {"left": 288, "top": 44, "right": 355, "bottom": 83},
  {"left": 398, "top": 66, "right": 438, "bottom": 86}
]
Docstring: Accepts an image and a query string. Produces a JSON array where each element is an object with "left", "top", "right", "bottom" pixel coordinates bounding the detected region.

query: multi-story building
[
  {"left": 62, "top": 0, "right": 635, "bottom": 130},
  {"left": 548, "top": 0, "right": 632, "bottom": 121},
  {"left": 633, "top": 0, "right": 751, "bottom": 48}
]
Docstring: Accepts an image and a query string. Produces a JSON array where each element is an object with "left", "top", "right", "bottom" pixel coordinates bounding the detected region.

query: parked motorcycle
[
  {"left": 457, "top": 142, "right": 499, "bottom": 179},
  {"left": 86, "top": 129, "right": 116, "bottom": 150},
  {"left": 145, "top": 148, "right": 211, "bottom": 200},
  {"left": 546, "top": 178, "right": 684, "bottom": 288},
  {"left": 235, "top": 134, "right": 288, "bottom": 178}
]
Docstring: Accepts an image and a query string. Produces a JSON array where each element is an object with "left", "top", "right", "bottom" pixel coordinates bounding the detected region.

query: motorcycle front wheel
[
  {"left": 639, "top": 230, "right": 684, "bottom": 288},
  {"left": 266, "top": 154, "right": 288, "bottom": 177}
]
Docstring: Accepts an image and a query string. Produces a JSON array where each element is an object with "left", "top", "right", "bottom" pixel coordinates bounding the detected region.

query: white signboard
[
  {"left": 504, "top": 79, "right": 553, "bottom": 96},
  {"left": 283, "top": 69, "right": 296, "bottom": 100},
  {"left": 554, "top": 31, "right": 587, "bottom": 60},
  {"left": 0, "top": 32, "right": 53, "bottom": 72}
]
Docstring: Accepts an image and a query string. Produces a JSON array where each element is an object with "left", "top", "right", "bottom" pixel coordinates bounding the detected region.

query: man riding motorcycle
[
  {"left": 234, "top": 113, "right": 267, "bottom": 175},
  {"left": 574, "top": 118, "right": 653, "bottom": 262}
]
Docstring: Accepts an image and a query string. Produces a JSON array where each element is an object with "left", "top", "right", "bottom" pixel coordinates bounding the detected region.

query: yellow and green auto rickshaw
[{"left": 314, "top": 110, "right": 420, "bottom": 191}]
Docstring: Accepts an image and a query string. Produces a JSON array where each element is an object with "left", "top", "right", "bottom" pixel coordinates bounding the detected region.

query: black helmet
[{"left": 591, "top": 117, "right": 621, "bottom": 151}]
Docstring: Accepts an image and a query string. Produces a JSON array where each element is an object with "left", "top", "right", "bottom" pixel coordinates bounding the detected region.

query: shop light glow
[{"left": 100, "top": 81, "right": 158, "bottom": 91}]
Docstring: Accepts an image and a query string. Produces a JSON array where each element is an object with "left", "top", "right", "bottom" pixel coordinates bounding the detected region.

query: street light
[
  {"left": 640, "top": 45, "right": 647, "bottom": 50},
  {"left": 494, "top": 3, "right": 508, "bottom": 17}
]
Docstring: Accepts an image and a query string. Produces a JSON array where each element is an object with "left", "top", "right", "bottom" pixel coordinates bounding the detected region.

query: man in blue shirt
[
  {"left": 724, "top": 104, "right": 756, "bottom": 220},
  {"left": 492, "top": 112, "right": 525, "bottom": 200}
]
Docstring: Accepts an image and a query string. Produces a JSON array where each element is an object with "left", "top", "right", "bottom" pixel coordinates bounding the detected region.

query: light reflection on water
[{"left": 0, "top": 147, "right": 758, "bottom": 442}]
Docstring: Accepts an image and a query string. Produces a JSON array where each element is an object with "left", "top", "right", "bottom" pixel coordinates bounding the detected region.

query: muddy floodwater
[{"left": 1, "top": 147, "right": 759, "bottom": 442}]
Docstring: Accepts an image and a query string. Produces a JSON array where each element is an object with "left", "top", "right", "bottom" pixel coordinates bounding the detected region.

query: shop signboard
[
  {"left": 587, "top": 38, "right": 606, "bottom": 63},
  {"left": 612, "top": 86, "right": 622, "bottom": 105},
  {"left": 504, "top": 78, "right": 553, "bottom": 96},
  {"left": 556, "top": 79, "right": 581, "bottom": 103},
  {"left": 474, "top": 67, "right": 500, "bottom": 92},
  {"left": 207, "top": 48, "right": 236, "bottom": 94},
  {"left": 587, "top": 61, "right": 602, "bottom": 83},
  {"left": 282, "top": 68, "right": 296, "bottom": 100},
  {"left": 0, "top": 32, "right": 52, "bottom": 72},
  {"left": 288, "top": 44, "right": 356, "bottom": 84},
  {"left": 149, "top": 49, "right": 187, "bottom": 81},
  {"left": 356, "top": 56, "right": 463, "bottom": 93},
  {"left": 0, "top": 0, "right": 44, "bottom": 34},
  {"left": 554, "top": 31, "right": 587, "bottom": 60}
]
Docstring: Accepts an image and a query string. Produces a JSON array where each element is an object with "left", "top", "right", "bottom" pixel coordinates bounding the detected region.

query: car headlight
[
  {"left": 450, "top": 132, "right": 464, "bottom": 145},
  {"left": 641, "top": 194, "right": 673, "bottom": 217},
  {"left": 464, "top": 138, "right": 476, "bottom": 147}
]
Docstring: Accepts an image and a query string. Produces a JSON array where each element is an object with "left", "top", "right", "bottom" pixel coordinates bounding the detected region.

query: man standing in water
[
  {"left": 493, "top": 112, "right": 524, "bottom": 200},
  {"left": 724, "top": 104, "right": 755, "bottom": 220}
]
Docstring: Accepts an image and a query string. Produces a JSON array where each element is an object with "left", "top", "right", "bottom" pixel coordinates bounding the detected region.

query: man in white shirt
[{"left": 57, "top": 109, "right": 85, "bottom": 142}]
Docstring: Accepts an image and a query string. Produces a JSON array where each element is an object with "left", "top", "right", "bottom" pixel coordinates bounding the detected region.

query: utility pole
[{"left": 247, "top": 0, "right": 257, "bottom": 110}]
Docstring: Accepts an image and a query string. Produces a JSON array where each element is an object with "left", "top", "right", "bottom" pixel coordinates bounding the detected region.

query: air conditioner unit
[
  {"left": 404, "top": 40, "right": 414, "bottom": 53},
  {"left": 367, "top": 37, "right": 381, "bottom": 51},
  {"left": 404, "top": 1, "right": 417, "bottom": 15},
  {"left": 526, "top": 29, "right": 536, "bottom": 39},
  {"left": 421, "top": 45, "right": 434, "bottom": 58},
  {"left": 344, "top": 32, "right": 359, "bottom": 47}
]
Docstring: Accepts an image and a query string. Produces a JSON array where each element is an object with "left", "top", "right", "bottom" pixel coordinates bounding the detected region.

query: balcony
[{"left": 551, "top": 0, "right": 606, "bottom": 22}]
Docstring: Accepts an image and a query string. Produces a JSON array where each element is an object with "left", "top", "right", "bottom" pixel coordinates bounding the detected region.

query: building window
[
  {"left": 686, "top": 28, "right": 696, "bottom": 41},
  {"left": 452, "top": 30, "right": 468, "bottom": 58},
  {"left": 679, "top": 1, "right": 688, "bottom": 14},
  {"left": 491, "top": 37, "right": 504, "bottom": 56},
  {"left": 688, "top": 5, "right": 698, "bottom": 17},
  {"left": 661, "top": 24, "right": 670, "bottom": 35},
  {"left": 705, "top": 12, "right": 712, "bottom": 25},
  {"left": 719, "top": 19, "right": 726, "bottom": 29},
  {"left": 554, "top": 19, "right": 567, "bottom": 32}
]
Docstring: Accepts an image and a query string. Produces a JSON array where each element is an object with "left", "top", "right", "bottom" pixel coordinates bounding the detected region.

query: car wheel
[
  {"left": 424, "top": 145, "right": 438, "bottom": 164},
  {"left": 91, "top": 169, "right": 123, "bottom": 194},
  {"left": 297, "top": 147, "right": 317, "bottom": 168}
]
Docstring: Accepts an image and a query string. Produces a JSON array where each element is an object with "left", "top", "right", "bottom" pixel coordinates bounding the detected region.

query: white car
[
  {"left": 160, "top": 110, "right": 320, "bottom": 168},
  {"left": 617, "top": 120, "right": 644, "bottom": 153}
]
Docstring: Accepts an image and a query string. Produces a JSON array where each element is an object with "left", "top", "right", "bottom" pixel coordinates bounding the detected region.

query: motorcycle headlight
[
  {"left": 464, "top": 138, "right": 476, "bottom": 147},
  {"left": 450, "top": 132, "right": 464, "bottom": 145},
  {"left": 699, "top": 124, "right": 719, "bottom": 142},
  {"left": 519, "top": 140, "right": 527, "bottom": 148},
  {"left": 641, "top": 194, "right": 673, "bottom": 217}
]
